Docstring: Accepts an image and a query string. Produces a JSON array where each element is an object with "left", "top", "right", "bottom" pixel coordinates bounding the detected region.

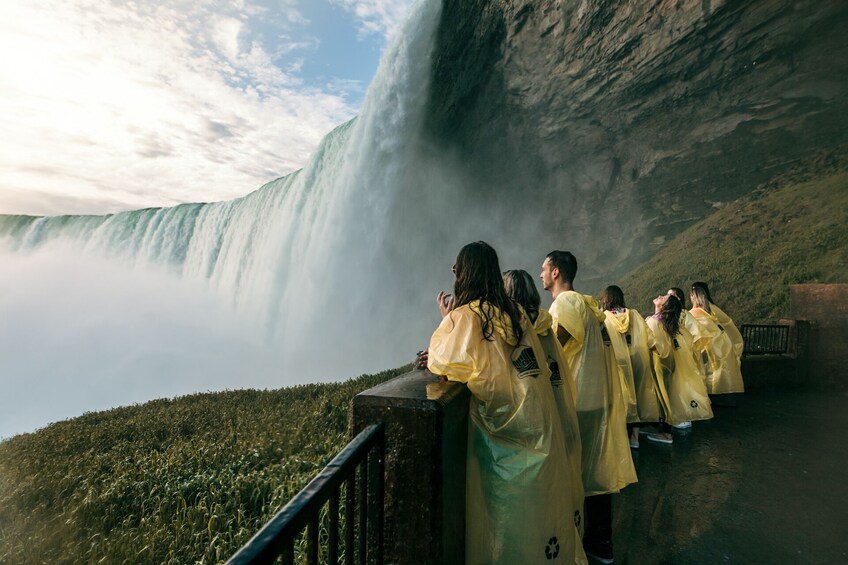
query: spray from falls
[{"left": 0, "top": 0, "right": 445, "bottom": 439}]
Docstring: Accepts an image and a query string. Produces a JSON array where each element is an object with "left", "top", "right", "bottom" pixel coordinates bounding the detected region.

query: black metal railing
[
  {"left": 227, "top": 424, "right": 385, "bottom": 565},
  {"left": 741, "top": 324, "right": 791, "bottom": 355}
]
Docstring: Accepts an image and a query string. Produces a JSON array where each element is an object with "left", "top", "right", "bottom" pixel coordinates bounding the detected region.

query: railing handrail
[
  {"left": 741, "top": 323, "right": 791, "bottom": 355},
  {"left": 227, "top": 423, "right": 385, "bottom": 565}
]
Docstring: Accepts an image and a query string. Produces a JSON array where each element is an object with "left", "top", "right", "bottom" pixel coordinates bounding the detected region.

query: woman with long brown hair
[
  {"left": 503, "top": 268, "right": 584, "bottom": 532},
  {"left": 428, "top": 242, "right": 586, "bottom": 565},
  {"left": 645, "top": 293, "right": 713, "bottom": 444}
]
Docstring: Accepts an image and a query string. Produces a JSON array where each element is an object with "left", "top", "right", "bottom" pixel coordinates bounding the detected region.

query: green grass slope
[
  {"left": 617, "top": 171, "right": 848, "bottom": 322},
  {"left": 0, "top": 366, "right": 408, "bottom": 564}
]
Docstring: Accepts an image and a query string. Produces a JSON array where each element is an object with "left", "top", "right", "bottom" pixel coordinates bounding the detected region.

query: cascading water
[{"left": 0, "top": 0, "right": 445, "bottom": 439}]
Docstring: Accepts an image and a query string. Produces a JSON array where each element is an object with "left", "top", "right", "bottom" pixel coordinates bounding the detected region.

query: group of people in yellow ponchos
[
  {"left": 613, "top": 283, "right": 745, "bottom": 446},
  {"left": 421, "top": 242, "right": 744, "bottom": 565}
]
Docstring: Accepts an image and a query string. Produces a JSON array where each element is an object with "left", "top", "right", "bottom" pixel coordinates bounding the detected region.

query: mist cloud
[{"left": 0, "top": 243, "right": 294, "bottom": 440}]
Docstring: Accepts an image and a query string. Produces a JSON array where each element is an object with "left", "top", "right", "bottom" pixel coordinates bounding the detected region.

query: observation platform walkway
[
  {"left": 614, "top": 388, "right": 848, "bottom": 564},
  {"left": 231, "top": 283, "right": 848, "bottom": 563}
]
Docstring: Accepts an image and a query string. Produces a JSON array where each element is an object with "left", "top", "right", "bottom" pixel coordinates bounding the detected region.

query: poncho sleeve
[
  {"left": 428, "top": 307, "right": 479, "bottom": 384},
  {"left": 646, "top": 316, "right": 672, "bottom": 359},
  {"left": 429, "top": 305, "right": 514, "bottom": 409},
  {"left": 712, "top": 303, "right": 744, "bottom": 359}
]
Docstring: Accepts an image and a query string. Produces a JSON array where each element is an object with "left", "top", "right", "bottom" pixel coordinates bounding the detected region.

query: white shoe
[{"left": 672, "top": 421, "right": 692, "bottom": 429}]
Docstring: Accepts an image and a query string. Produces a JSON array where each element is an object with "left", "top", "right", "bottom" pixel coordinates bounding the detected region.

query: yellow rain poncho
[
  {"left": 533, "top": 308, "right": 584, "bottom": 530},
  {"left": 680, "top": 310, "right": 709, "bottom": 378},
  {"left": 646, "top": 315, "right": 714, "bottom": 425},
  {"left": 690, "top": 306, "right": 745, "bottom": 394},
  {"left": 429, "top": 301, "right": 586, "bottom": 565},
  {"left": 604, "top": 308, "right": 661, "bottom": 423},
  {"left": 550, "top": 291, "right": 637, "bottom": 496},
  {"left": 712, "top": 303, "right": 745, "bottom": 359}
]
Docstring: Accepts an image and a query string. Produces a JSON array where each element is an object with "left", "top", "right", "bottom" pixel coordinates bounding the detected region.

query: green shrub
[{"left": 0, "top": 366, "right": 409, "bottom": 564}]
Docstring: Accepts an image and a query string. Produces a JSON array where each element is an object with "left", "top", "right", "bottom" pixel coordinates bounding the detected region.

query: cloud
[
  {"left": 0, "top": 0, "right": 358, "bottom": 215},
  {"left": 330, "top": 0, "right": 417, "bottom": 39}
]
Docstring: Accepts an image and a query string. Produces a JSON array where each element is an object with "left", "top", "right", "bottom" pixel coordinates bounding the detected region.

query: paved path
[{"left": 612, "top": 389, "right": 848, "bottom": 564}]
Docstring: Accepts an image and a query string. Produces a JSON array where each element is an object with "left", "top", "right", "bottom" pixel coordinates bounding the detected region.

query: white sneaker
[{"left": 672, "top": 421, "right": 692, "bottom": 429}]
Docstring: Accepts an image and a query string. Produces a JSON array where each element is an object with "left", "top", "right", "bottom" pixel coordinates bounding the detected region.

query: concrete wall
[
  {"left": 350, "top": 370, "right": 469, "bottom": 565},
  {"left": 790, "top": 284, "right": 848, "bottom": 389}
]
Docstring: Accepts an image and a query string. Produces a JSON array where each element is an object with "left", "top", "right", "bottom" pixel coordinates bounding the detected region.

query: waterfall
[{"left": 0, "top": 0, "right": 444, "bottom": 439}]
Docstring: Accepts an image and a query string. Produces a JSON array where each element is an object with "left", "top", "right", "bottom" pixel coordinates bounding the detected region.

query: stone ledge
[{"left": 350, "top": 370, "right": 470, "bottom": 565}]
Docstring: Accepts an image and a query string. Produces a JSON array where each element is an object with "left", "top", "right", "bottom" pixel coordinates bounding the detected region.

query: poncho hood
[
  {"left": 533, "top": 309, "right": 554, "bottom": 337},
  {"left": 584, "top": 294, "right": 607, "bottom": 323},
  {"left": 606, "top": 309, "right": 631, "bottom": 334}
]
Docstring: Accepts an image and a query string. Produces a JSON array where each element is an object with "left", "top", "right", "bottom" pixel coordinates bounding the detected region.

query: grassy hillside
[
  {"left": 0, "top": 366, "right": 408, "bottom": 564},
  {"left": 617, "top": 170, "right": 848, "bottom": 322}
]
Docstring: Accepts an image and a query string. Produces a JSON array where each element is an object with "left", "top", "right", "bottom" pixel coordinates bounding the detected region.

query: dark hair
[
  {"left": 658, "top": 294, "right": 682, "bottom": 338},
  {"left": 454, "top": 241, "right": 522, "bottom": 342},
  {"left": 546, "top": 250, "right": 577, "bottom": 283},
  {"left": 600, "top": 285, "right": 626, "bottom": 311},
  {"left": 502, "top": 270, "right": 541, "bottom": 322},
  {"left": 668, "top": 287, "right": 685, "bottom": 305},
  {"left": 690, "top": 281, "right": 712, "bottom": 313}
]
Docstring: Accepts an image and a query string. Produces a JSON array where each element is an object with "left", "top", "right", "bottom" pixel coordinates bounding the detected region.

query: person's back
[
  {"left": 689, "top": 282, "right": 745, "bottom": 395},
  {"left": 602, "top": 306, "right": 638, "bottom": 423},
  {"left": 429, "top": 243, "right": 585, "bottom": 565},
  {"left": 710, "top": 302, "right": 744, "bottom": 359},
  {"left": 542, "top": 251, "right": 635, "bottom": 564},
  {"left": 605, "top": 306, "right": 660, "bottom": 424},
  {"left": 646, "top": 294, "right": 714, "bottom": 426},
  {"left": 430, "top": 301, "right": 585, "bottom": 565},
  {"left": 551, "top": 290, "right": 635, "bottom": 493},
  {"left": 503, "top": 269, "right": 585, "bottom": 534},
  {"left": 552, "top": 291, "right": 607, "bottom": 413}
]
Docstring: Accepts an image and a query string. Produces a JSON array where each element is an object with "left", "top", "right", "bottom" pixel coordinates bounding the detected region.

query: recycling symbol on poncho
[
  {"left": 545, "top": 536, "right": 560, "bottom": 560},
  {"left": 690, "top": 400, "right": 699, "bottom": 408}
]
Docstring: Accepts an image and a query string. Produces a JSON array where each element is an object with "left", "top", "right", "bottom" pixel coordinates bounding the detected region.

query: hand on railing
[
  {"left": 415, "top": 350, "right": 448, "bottom": 382},
  {"left": 415, "top": 349, "right": 429, "bottom": 370}
]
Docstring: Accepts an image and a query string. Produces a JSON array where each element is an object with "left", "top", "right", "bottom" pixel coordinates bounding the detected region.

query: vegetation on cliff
[
  {"left": 618, "top": 167, "right": 848, "bottom": 322},
  {"left": 0, "top": 366, "right": 407, "bottom": 564}
]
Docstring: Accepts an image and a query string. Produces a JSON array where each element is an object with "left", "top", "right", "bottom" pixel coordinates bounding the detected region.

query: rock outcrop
[{"left": 424, "top": 0, "right": 848, "bottom": 285}]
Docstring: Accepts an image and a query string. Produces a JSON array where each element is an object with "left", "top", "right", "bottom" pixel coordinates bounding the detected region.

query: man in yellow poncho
[
  {"left": 541, "top": 251, "right": 636, "bottom": 565},
  {"left": 429, "top": 242, "right": 586, "bottom": 565}
]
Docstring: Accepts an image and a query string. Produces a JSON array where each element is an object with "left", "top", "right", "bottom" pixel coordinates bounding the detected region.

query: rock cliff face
[{"left": 424, "top": 0, "right": 848, "bottom": 285}]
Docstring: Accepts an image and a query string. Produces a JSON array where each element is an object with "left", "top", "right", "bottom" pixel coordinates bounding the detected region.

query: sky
[{"left": 0, "top": 0, "right": 415, "bottom": 216}]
